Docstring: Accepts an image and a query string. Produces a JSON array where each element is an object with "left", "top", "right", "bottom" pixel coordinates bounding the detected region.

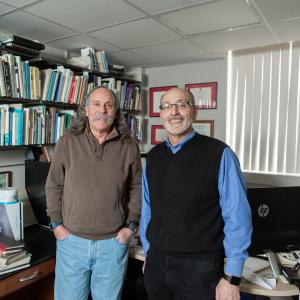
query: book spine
[
  {"left": 4, "top": 106, "right": 9, "bottom": 145},
  {"left": 3, "top": 61, "right": 12, "bottom": 98},
  {"left": 24, "top": 62, "right": 30, "bottom": 99},
  {"left": 46, "top": 71, "right": 55, "bottom": 101},
  {"left": 53, "top": 72, "right": 62, "bottom": 102},
  {"left": 7, "top": 55, "right": 16, "bottom": 98},
  {"left": 68, "top": 77, "right": 77, "bottom": 104},
  {"left": 0, "top": 59, "right": 6, "bottom": 97}
]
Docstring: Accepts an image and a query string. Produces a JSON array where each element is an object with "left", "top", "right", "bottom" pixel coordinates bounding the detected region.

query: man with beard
[
  {"left": 140, "top": 87, "right": 252, "bottom": 300},
  {"left": 46, "top": 86, "right": 142, "bottom": 300}
]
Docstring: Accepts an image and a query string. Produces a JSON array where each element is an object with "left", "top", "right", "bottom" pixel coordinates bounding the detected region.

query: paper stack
[
  {"left": 0, "top": 187, "right": 18, "bottom": 203},
  {"left": 242, "top": 257, "right": 276, "bottom": 289},
  {"left": 0, "top": 235, "right": 31, "bottom": 275}
]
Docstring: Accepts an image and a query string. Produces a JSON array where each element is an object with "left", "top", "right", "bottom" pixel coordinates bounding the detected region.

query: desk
[
  {"left": 241, "top": 275, "right": 299, "bottom": 297},
  {"left": 129, "top": 246, "right": 300, "bottom": 298},
  {"left": 0, "top": 224, "right": 56, "bottom": 299}
]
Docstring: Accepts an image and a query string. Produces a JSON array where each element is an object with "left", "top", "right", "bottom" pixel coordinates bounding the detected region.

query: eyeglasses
[{"left": 159, "top": 101, "right": 194, "bottom": 111}]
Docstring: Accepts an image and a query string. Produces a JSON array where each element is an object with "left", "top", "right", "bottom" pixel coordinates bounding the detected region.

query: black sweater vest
[{"left": 146, "top": 133, "right": 226, "bottom": 255}]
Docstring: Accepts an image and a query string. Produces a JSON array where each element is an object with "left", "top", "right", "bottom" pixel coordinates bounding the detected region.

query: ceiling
[{"left": 0, "top": 0, "right": 300, "bottom": 68}]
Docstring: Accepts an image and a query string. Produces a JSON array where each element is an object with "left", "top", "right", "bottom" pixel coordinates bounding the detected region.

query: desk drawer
[{"left": 0, "top": 258, "right": 55, "bottom": 298}]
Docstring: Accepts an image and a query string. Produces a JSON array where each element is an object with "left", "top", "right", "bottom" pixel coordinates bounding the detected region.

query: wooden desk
[
  {"left": 129, "top": 246, "right": 300, "bottom": 298},
  {"left": 130, "top": 246, "right": 145, "bottom": 262},
  {"left": 240, "top": 275, "right": 299, "bottom": 297},
  {"left": 0, "top": 224, "right": 56, "bottom": 300}
]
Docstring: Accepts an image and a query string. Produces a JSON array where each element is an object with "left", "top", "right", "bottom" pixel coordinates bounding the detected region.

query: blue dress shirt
[{"left": 140, "top": 130, "right": 252, "bottom": 277}]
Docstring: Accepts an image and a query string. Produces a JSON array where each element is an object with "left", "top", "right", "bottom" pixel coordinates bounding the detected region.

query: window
[{"left": 227, "top": 42, "right": 300, "bottom": 176}]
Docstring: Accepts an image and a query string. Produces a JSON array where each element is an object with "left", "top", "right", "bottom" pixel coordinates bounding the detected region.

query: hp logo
[{"left": 258, "top": 204, "right": 269, "bottom": 217}]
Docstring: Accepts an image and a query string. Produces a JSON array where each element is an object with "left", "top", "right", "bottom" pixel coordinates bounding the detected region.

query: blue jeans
[{"left": 55, "top": 234, "right": 129, "bottom": 300}]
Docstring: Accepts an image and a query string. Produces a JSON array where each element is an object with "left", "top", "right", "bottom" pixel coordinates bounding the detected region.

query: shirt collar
[
  {"left": 85, "top": 124, "right": 119, "bottom": 144},
  {"left": 165, "top": 129, "right": 196, "bottom": 154}
]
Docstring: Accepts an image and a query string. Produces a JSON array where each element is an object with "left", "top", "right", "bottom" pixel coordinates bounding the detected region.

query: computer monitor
[{"left": 247, "top": 186, "right": 300, "bottom": 254}]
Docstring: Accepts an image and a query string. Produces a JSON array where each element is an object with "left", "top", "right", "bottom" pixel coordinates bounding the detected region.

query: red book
[
  {"left": 0, "top": 236, "right": 24, "bottom": 254},
  {"left": 68, "top": 77, "right": 77, "bottom": 104}
]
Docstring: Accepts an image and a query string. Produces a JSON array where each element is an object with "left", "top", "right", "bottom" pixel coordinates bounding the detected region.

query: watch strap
[
  {"left": 223, "top": 274, "right": 241, "bottom": 286},
  {"left": 49, "top": 221, "right": 63, "bottom": 231},
  {"left": 126, "top": 221, "right": 139, "bottom": 234}
]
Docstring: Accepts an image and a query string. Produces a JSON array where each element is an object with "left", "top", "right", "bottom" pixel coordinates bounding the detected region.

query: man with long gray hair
[{"left": 46, "top": 86, "right": 142, "bottom": 300}]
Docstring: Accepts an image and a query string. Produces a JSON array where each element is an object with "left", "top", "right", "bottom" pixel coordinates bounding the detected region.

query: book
[
  {"left": 0, "top": 250, "right": 28, "bottom": 266},
  {"left": 0, "top": 255, "right": 31, "bottom": 275},
  {"left": 0, "top": 262, "right": 30, "bottom": 275},
  {"left": 0, "top": 247, "right": 23, "bottom": 256},
  {"left": 0, "top": 58, "right": 6, "bottom": 97},
  {"left": 0, "top": 236, "right": 24, "bottom": 254},
  {"left": 0, "top": 43, "right": 40, "bottom": 57},
  {"left": 1, "top": 35, "right": 45, "bottom": 51},
  {"left": 41, "top": 69, "right": 52, "bottom": 100},
  {"left": 2, "top": 61, "right": 11, "bottom": 97},
  {"left": 0, "top": 105, "right": 9, "bottom": 145},
  {"left": 24, "top": 61, "right": 30, "bottom": 99}
]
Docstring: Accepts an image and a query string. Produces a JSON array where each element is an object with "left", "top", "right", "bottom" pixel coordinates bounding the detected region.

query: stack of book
[
  {"left": 0, "top": 236, "right": 31, "bottom": 275},
  {"left": 0, "top": 35, "right": 45, "bottom": 57},
  {"left": 109, "top": 64, "right": 125, "bottom": 76},
  {"left": 79, "top": 47, "right": 110, "bottom": 73}
]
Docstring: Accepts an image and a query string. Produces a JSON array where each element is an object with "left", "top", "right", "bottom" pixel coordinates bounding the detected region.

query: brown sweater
[{"left": 45, "top": 126, "right": 142, "bottom": 240}]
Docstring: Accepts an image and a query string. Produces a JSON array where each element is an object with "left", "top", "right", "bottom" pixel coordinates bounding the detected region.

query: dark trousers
[{"left": 144, "top": 249, "right": 223, "bottom": 300}]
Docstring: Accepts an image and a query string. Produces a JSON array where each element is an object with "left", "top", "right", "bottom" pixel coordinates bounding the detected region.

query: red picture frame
[
  {"left": 149, "top": 85, "right": 177, "bottom": 117},
  {"left": 185, "top": 82, "right": 217, "bottom": 109},
  {"left": 151, "top": 125, "right": 167, "bottom": 144}
]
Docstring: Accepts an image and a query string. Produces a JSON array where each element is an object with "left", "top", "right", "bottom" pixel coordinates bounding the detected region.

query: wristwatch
[
  {"left": 126, "top": 221, "right": 139, "bottom": 234},
  {"left": 49, "top": 221, "right": 63, "bottom": 231},
  {"left": 223, "top": 274, "right": 241, "bottom": 286}
]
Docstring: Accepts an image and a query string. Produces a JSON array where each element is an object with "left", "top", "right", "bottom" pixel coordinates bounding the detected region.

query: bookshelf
[{"left": 0, "top": 48, "right": 144, "bottom": 149}]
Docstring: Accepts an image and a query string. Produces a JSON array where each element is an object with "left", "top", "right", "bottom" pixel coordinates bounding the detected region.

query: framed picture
[
  {"left": 151, "top": 125, "right": 168, "bottom": 144},
  {"left": 0, "top": 171, "right": 12, "bottom": 188},
  {"left": 193, "top": 120, "right": 214, "bottom": 137},
  {"left": 149, "top": 85, "right": 177, "bottom": 117},
  {"left": 185, "top": 82, "right": 217, "bottom": 109}
]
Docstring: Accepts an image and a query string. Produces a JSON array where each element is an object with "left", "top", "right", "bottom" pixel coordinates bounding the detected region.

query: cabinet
[
  {"left": 0, "top": 224, "right": 56, "bottom": 299},
  {"left": 0, "top": 48, "right": 143, "bottom": 150},
  {"left": 0, "top": 258, "right": 55, "bottom": 300}
]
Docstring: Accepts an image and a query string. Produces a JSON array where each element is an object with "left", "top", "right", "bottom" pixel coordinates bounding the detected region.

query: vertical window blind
[{"left": 226, "top": 42, "right": 300, "bottom": 176}]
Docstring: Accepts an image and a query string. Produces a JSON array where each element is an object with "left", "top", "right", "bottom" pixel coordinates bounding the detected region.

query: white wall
[
  {"left": 0, "top": 150, "right": 26, "bottom": 188},
  {"left": 142, "top": 59, "right": 227, "bottom": 153}
]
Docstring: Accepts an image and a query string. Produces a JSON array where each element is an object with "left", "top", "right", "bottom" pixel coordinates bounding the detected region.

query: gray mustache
[{"left": 92, "top": 113, "right": 114, "bottom": 123}]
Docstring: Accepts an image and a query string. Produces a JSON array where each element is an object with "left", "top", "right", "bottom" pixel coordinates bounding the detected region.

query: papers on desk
[
  {"left": 242, "top": 257, "right": 276, "bottom": 289},
  {"left": 243, "top": 257, "right": 270, "bottom": 272}
]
